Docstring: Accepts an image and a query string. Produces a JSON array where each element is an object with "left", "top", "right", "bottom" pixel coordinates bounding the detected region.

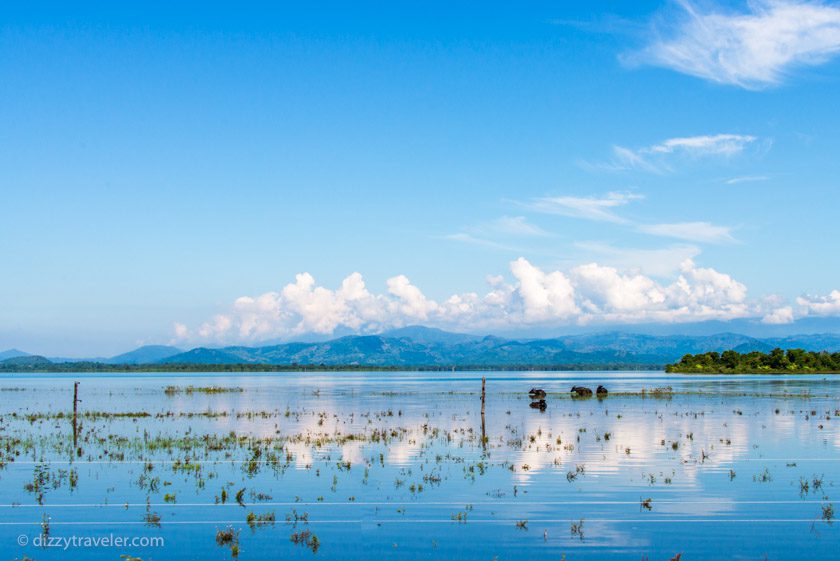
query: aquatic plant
[{"left": 570, "top": 519, "right": 584, "bottom": 540}]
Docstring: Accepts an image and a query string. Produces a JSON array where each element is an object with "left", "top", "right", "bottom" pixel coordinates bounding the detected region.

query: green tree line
[{"left": 666, "top": 348, "right": 840, "bottom": 374}]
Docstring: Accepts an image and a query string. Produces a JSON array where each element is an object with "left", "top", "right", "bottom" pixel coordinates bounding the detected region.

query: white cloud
[
  {"left": 517, "top": 191, "right": 735, "bottom": 246},
  {"left": 573, "top": 241, "right": 701, "bottom": 277},
  {"left": 634, "top": 0, "right": 840, "bottom": 89},
  {"left": 725, "top": 175, "right": 770, "bottom": 184},
  {"left": 607, "top": 146, "right": 666, "bottom": 173},
  {"left": 386, "top": 275, "right": 438, "bottom": 320},
  {"left": 446, "top": 216, "right": 550, "bottom": 252},
  {"left": 796, "top": 289, "right": 840, "bottom": 315},
  {"left": 762, "top": 306, "right": 795, "bottom": 324},
  {"left": 510, "top": 257, "right": 579, "bottom": 320},
  {"left": 571, "top": 263, "right": 666, "bottom": 312},
  {"left": 485, "top": 216, "right": 550, "bottom": 237},
  {"left": 638, "top": 221, "right": 738, "bottom": 244},
  {"left": 173, "top": 323, "right": 189, "bottom": 339},
  {"left": 523, "top": 192, "right": 642, "bottom": 223},
  {"left": 445, "top": 233, "right": 526, "bottom": 252},
  {"left": 647, "top": 133, "right": 757, "bottom": 156},
  {"left": 177, "top": 258, "right": 758, "bottom": 343},
  {"left": 668, "top": 259, "right": 749, "bottom": 318},
  {"left": 603, "top": 133, "right": 759, "bottom": 173}
]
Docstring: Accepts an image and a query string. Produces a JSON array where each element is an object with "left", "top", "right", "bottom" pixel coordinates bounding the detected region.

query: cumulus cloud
[
  {"left": 633, "top": 0, "right": 840, "bottom": 89},
  {"left": 176, "top": 258, "right": 757, "bottom": 343},
  {"left": 796, "top": 289, "right": 840, "bottom": 315},
  {"left": 755, "top": 290, "right": 840, "bottom": 324},
  {"left": 510, "top": 257, "right": 579, "bottom": 320},
  {"left": 762, "top": 305, "right": 795, "bottom": 324}
]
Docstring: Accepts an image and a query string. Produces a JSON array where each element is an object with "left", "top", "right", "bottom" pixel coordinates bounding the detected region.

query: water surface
[{"left": 1, "top": 371, "right": 838, "bottom": 560}]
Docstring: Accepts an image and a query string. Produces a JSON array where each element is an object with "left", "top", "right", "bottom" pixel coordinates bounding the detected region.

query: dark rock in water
[
  {"left": 528, "top": 388, "right": 546, "bottom": 399},
  {"left": 570, "top": 386, "right": 593, "bottom": 398},
  {"left": 596, "top": 385, "right": 608, "bottom": 397},
  {"left": 529, "top": 399, "right": 547, "bottom": 411}
]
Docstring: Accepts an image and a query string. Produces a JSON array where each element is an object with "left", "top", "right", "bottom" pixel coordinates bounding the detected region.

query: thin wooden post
[
  {"left": 480, "top": 376, "right": 486, "bottom": 450},
  {"left": 72, "top": 381, "right": 79, "bottom": 448}
]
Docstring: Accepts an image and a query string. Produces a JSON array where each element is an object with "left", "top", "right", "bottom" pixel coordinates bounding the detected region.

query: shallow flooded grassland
[{"left": 1, "top": 371, "right": 838, "bottom": 560}]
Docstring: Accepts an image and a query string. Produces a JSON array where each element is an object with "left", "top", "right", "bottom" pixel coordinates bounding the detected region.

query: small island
[{"left": 666, "top": 348, "right": 840, "bottom": 374}]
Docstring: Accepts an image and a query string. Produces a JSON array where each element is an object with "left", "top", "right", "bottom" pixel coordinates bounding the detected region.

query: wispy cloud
[
  {"left": 516, "top": 191, "right": 735, "bottom": 245},
  {"left": 631, "top": 0, "right": 840, "bottom": 89},
  {"left": 476, "top": 216, "right": 550, "bottom": 237},
  {"left": 522, "top": 192, "right": 643, "bottom": 223},
  {"left": 446, "top": 216, "right": 550, "bottom": 252},
  {"left": 725, "top": 174, "right": 770, "bottom": 184},
  {"left": 647, "top": 133, "right": 758, "bottom": 155},
  {"left": 574, "top": 241, "right": 702, "bottom": 277},
  {"left": 445, "top": 233, "right": 529, "bottom": 253},
  {"left": 593, "top": 133, "right": 760, "bottom": 173},
  {"left": 638, "top": 221, "right": 738, "bottom": 244}
]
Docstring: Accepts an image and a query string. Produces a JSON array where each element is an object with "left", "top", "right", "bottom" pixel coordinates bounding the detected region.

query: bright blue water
[{"left": 1, "top": 371, "right": 838, "bottom": 560}]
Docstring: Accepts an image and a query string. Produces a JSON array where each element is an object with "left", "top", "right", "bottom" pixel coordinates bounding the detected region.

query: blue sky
[{"left": 3, "top": 1, "right": 840, "bottom": 355}]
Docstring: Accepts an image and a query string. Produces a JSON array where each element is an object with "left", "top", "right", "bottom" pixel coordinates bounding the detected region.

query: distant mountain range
[{"left": 4, "top": 327, "right": 840, "bottom": 368}]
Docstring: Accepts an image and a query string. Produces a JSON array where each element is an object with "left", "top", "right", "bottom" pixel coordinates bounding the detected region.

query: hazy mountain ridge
[
  {"left": 156, "top": 328, "right": 840, "bottom": 367},
  {"left": 0, "top": 349, "right": 30, "bottom": 361},
  {"left": 4, "top": 327, "right": 840, "bottom": 367},
  {"left": 104, "top": 345, "right": 182, "bottom": 364}
]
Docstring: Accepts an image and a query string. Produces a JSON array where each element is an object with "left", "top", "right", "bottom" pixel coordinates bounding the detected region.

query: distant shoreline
[{"left": 0, "top": 362, "right": 665, "bottom": 373}]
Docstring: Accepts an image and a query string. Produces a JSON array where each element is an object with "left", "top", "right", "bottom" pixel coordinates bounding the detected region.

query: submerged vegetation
[{"left": 666, "top": 348, "right": 840, "bottom": 374}]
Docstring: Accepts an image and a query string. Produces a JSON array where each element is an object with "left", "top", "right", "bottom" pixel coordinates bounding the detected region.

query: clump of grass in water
[
  {"left": 246, "top": 511, "right": 276, "bottom": 529},
  {"left": 41, "top": 513, "right": 50, "bottom": 541},
  {"left": 754, "top": 468, "right": 772, "bottom": 483},
  {"left": 290, "top": 530, "right": 320, "bottom": 553},
  {"left": 165, "top": 385, "right": 244, "bottom": 395},
  {"left": 800, "top": 478, "right": 810, "bottom": 495},
  {"left": 823, "top": 503, "right": 834, "bottom": 524},
  {"left": 570, "top": 519, "right": 584, "bottom": 540},
  {"left": 285, "top": 509, "right": 309, "bottom": 526},
  {"left": 451, "top": 510, "right": 468, "bottom": 523},
  {"left": 215, "top": 526, "right": 240, "bottom": 558},
  {"left": 515, "top": 520, "right": 528, "bottom": 530}
]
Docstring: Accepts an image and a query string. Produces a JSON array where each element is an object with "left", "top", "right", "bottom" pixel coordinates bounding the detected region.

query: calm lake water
[{"left": 1, "top": 371, "right": 838, "bottom": 560}]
